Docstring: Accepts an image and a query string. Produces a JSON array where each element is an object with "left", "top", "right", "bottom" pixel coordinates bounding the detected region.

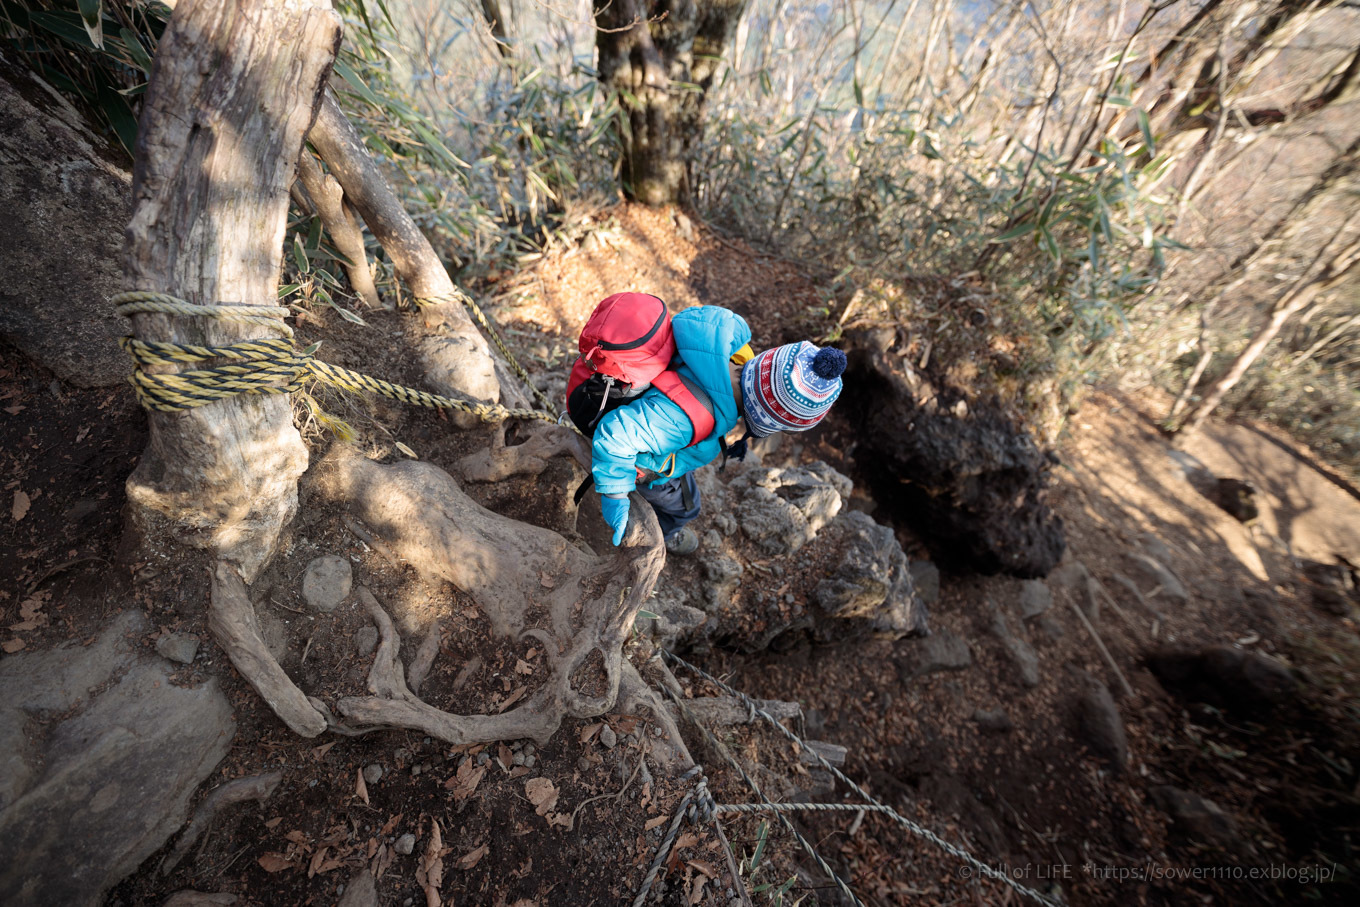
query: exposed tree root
[
  {"left": 456, "top": 421, "right": 587, "bottom": 484},
  {"left": 209, "top": 562, "right": 326, "bottom": 737},
  {"left": 161, "top": 771, "right": 283, "bottom": 874},
  {"left": 407, "top": 620, "right": 442, "bottom": 695},
  {"left": 299, "top": 448, "right": 666, "bottom": 746}
]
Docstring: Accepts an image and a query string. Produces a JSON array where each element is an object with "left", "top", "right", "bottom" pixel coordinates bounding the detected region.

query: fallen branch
[{"left": 1066, "top": 598, "right": 1135, "bottom": 698}]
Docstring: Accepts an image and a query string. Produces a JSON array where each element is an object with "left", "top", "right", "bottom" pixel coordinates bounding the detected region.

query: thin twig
[{"left": 571, "top": 740, "right": 648, "bottom": 832}]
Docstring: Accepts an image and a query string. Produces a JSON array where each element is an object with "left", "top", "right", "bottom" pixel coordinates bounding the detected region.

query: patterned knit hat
[{"left": 740, "top": 342, "right": 846, "bottom": 437}]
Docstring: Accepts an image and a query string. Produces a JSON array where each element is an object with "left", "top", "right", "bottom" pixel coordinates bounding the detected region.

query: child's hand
[{"left": 601, "top": 495, "right": 629, "bottom": 546}]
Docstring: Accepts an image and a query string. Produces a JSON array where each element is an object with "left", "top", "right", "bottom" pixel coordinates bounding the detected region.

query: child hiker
[{"left": 568, "top": 297, "right": 845, "bottom": 555}]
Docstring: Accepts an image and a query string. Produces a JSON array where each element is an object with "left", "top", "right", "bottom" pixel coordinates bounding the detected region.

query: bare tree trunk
[
  {"left": 122, "top": 0, "right": 340, "bottom": 582},
  {"left": 308, "top": 94, "right": 500, "bottom": 409},
  {"left": 295, "top": 152, "right": 381, "bottom": 308},
  {"left": 480, "top": 0, "right": 513, "bottom": 58},
  {"left": 596, "top": 0, "right": 749, "bottom": 206},
  {"left": 1176, "top": 227, "right": 1360, "bottom": 437}
]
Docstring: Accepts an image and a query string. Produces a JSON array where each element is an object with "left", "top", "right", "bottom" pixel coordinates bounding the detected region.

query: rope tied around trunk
[{"left": 113, "top": 291, "right": 560, "bottom": 425}]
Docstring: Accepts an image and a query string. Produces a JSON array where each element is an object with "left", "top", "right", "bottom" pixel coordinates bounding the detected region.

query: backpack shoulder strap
[{"left": 651, "top": 370, "right": 717, "bottom": 448}]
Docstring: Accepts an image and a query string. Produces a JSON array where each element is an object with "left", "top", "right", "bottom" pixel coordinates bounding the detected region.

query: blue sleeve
[{"left": 590, "top": 394, "right": 693, "bottom": 495}]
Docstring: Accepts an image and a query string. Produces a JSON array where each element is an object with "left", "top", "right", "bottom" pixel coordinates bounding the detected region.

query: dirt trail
[{"left": 3, "top": 203, "right": 1359, "bottom": 906}]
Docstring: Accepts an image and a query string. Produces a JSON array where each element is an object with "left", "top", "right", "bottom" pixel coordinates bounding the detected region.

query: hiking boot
[{"left": 664, "top": 527, "right": 699, "bottom": 556}]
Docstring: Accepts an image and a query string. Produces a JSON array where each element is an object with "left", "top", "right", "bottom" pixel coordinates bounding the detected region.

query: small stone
[
  {"left": 155, "top": 632, "right": 200, "bottom": 665},
  {"left": 1073, "top": 673, "right": 1127, "bottom": 771},
  {"left": 394, "top": 833, "right": 416, "bottom": 856},
  {"left": 577, "top": 756, "right": 593, "bottom": 772},
  {"left": 1037, "top": 615, "right": 1065, "bottom": 639},
  {"left": 897, "top": 631, "right": 971, "bottom": 677},
  {"left": 972, "top": 708, "right": 1013, "bottom": 733},
  {"left": 411, "top": 764, "right": 422, "bottom": 776},
  {"left": 301, "top": 555, "right": 353, "bottom": 612},
  {"left": 991, "top": 611, "right": 1041, "bottom": 688},
  {"left": 784, "top": 593, "right": 795, "bottom": 604},
  {"left": 523, "top": 743, "right": 535, "bottom": 756},
  {"left": 1016, "top": 580, "right": 1052, "bottom": 620},
  {"left": 363, "top": 764, "right": 383, "bottom": 785},
  {"left": 599, "top": 725, "right": 618, "bottom": 749},
  {"left": 703, "top": 529, "right": 723, "bottom": 551},
  {"left": 477, "top": 752, "right": 490, "bottom": 765},
  {"left": 523, "top": 754, "right": 536, "bottom": 768},
  {"left": 355, "top": 626, "right": 379, "bottom": 658},
  {"left": 512, "top": 751, "right": 525, "bottom": 766}
]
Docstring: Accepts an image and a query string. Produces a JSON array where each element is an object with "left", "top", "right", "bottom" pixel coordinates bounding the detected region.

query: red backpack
[{"left": 565, "top": 293, "right": 716, "bottom": 446}]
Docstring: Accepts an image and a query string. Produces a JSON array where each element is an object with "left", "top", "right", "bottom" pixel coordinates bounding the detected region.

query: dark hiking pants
[{"left": 638, "top": 472, "right": 701, "bottom": 539}]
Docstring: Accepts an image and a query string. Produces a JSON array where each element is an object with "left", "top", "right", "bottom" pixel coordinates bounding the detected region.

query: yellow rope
[{"left": 113, "top": 292, "right": 559, "bottom": 426}]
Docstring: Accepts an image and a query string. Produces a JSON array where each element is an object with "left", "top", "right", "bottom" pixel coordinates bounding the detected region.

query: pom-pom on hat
[{"left": 740, "top": 342, "right": 846, "bottom": 437}]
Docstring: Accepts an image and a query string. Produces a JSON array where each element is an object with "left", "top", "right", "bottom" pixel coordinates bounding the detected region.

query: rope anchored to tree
[{"left": 113, "top": 291, "right": 560, "bottom": 425}]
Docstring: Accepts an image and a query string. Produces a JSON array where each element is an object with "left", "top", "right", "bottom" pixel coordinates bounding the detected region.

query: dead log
[{"left": 122, "top": 0, "right": 340, "bottom": 581}]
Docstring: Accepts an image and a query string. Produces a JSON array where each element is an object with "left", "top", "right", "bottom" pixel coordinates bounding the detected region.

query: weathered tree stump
[{"left": 121, "top": 0, "right": 341, "bottom": 581}]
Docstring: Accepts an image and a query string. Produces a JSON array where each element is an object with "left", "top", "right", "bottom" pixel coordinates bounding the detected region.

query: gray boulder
[
  {"left": 897, "top": 631, "right": 972, "bottom": 677},
  {"left": 731, "top": 463, "right": 849, "bottom": 555},
  {"left": 1148, "top": 646, "right": 1297, "bottom": 713},
  {"left": 990, "top": 611, "right": 1040, "bottom": 687},
  {"left": 0, "top": 60, "right": 131, "bottom": 388},
  {"left": 972, "top": 709, "right": 1014, "bottom": 733},
  {"left": 1073, "top": 673, "right": 1127, "bottom": 771},
  {"left": 1017, "top": 579, "right": 1053, "bottom": 620},
  {"left": 811, "top": 511, "right": 929, "bottom": 640},
  {"left": 0, "top": 611, "right": 235, "bottom": 906},
  {"left": 1152, "top": 786, "right": 1244, "bottom": 853}
]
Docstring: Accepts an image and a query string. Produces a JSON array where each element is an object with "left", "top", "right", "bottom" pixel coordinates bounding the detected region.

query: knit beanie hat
[{"left": 740, "top": 342, "right": 846, "bottom": 437}]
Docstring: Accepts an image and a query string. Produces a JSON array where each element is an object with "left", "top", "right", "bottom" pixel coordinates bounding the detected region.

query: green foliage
[
  {"left": 0, "top": 0, "right": 168, "bottom": 156},
  {"left": 332, "top": 1, "right": 622, "bottom": 279},
  {"left": 694, "top": 98, "right": 1174, "bottom": 377}
]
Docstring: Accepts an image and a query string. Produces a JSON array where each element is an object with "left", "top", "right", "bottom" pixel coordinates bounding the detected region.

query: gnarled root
[
  {"left": 309, "top": 447, "right": 665, "bottom": 747},
  {"left": 456, "top": 421, "right": 586, "bottom": 484},
  {"left": 209, "top": 561, "right": 325, "bottom": 737}
]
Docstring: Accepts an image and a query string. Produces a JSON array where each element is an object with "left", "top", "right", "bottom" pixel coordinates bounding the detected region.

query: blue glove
[{"left": 601, "top": 494, "right": 629, "bottom": 547}]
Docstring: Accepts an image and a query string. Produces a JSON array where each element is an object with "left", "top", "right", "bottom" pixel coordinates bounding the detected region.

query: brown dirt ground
[{"left": 3, "top": 202, "right": 1358, "bottom": 906}]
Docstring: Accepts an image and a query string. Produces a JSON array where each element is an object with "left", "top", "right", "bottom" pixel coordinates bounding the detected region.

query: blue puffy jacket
[{"left": 591, "top": 305, "right": 752, "bottom": 495}]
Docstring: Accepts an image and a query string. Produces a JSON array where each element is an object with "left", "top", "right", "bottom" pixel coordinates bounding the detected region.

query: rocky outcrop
[
  {"left": 663, "top": 461, "right": 928, "bottom": 653},
  {"left": 0, "top": 59, "right": 131, "bottom": 388},
  {"left": 729, "top": 462, "right": 850, "bottom": 555},
  {"left": 838, "top": 332, "right": 1065, "bottom": 578},
  {"left": 1147, "top": 645, "right": 1298, "bottom": 714},
  {"left": 0, "top": 611, "right": 235, "bottom": 906},
  {"left": 809, "top": 511, "right": 930, "bottom": 640}
]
